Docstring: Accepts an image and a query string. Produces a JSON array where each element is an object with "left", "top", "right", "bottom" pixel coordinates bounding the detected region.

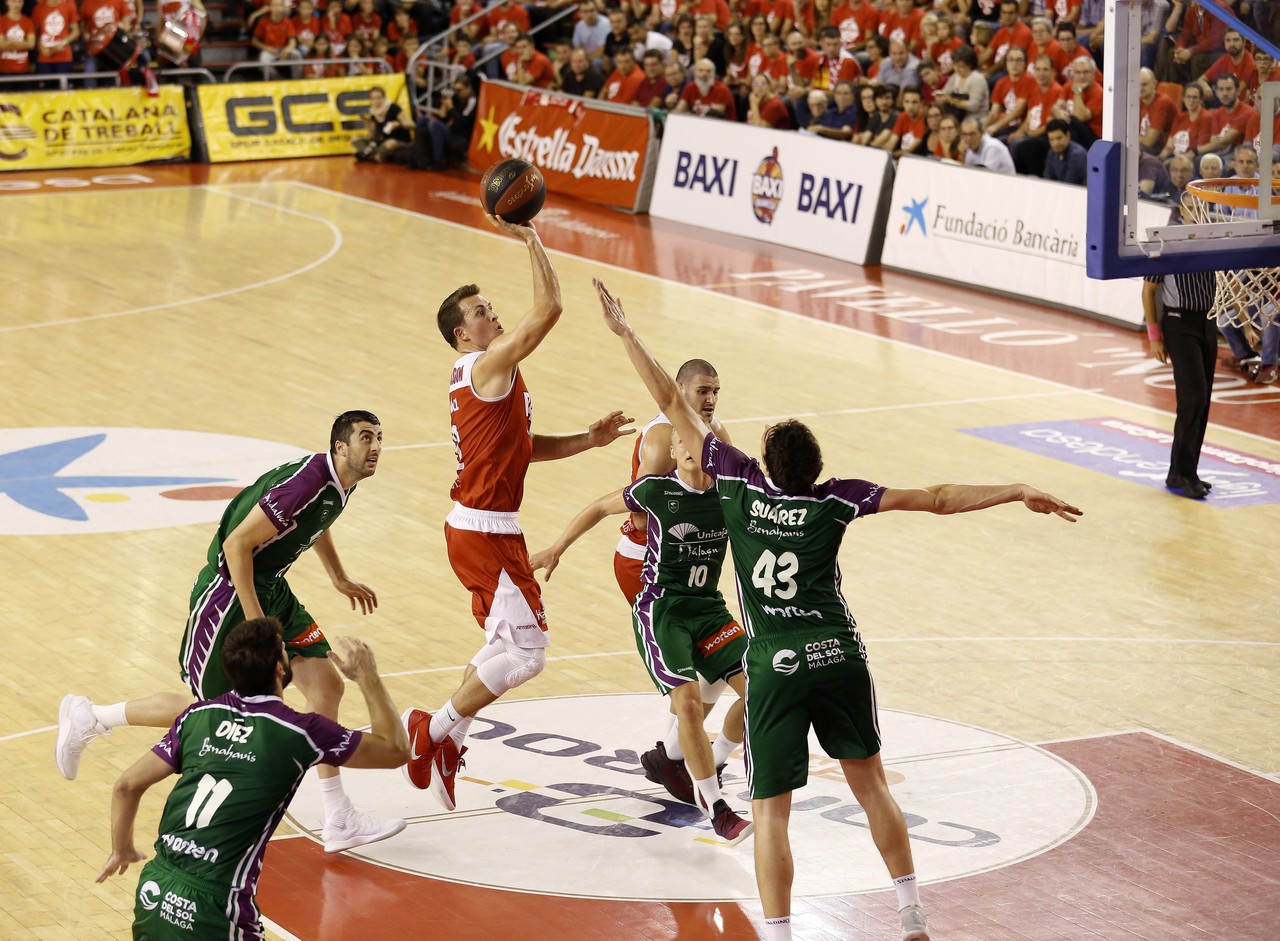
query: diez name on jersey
[{"left": 750, "top": 499, "right": 807, "bottom": 525}]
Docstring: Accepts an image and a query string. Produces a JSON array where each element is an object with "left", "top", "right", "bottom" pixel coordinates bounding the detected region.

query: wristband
[{"left": 1146, "top": 322, "right": 1162, "bottom": 341}]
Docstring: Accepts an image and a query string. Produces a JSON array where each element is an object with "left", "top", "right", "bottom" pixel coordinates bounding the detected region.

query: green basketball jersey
[
  {"left": 205, "top": 453, "right": 353, "bottom": 581},
  {"left": 150, "top": 693, "right": 361, "bottom": 888},
  {"left": 701, "top": 435, "right": 885, "bottom": 650},
  {"left": 624, "top": 472, "right": 729, "bottom": 596}
]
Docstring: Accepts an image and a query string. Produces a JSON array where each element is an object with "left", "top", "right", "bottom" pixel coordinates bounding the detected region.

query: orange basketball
[{"left": 480, "top": 159, "right": 547, "bottom": 225}]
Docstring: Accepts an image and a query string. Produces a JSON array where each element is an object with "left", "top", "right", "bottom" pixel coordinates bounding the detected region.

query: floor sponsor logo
[
  {"left": 286, "top": 694, "right": 1093, "bottom": 901},
  {"left": 963, "top": 417, "right": 1280, "bottom": 507},
  {"left": 0, "top": 428, "right": 307, "bottom": 534}
]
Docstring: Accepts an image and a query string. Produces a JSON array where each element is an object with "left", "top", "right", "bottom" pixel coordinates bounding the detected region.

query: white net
[{"left": 1180, "top": 179, "right": 1280, "bottom": 332}]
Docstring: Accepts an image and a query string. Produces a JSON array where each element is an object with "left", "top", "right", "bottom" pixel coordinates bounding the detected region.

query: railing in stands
[
  {"left": 222, "top": 57, "right": 392, "bottom": 82},
  {"left": 0, "top": 67, "right": 218, "bottom": 89}
]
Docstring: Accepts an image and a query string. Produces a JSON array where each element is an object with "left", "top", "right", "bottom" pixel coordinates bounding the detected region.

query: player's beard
[{"left": 695, "top": 77, "right": 713, "bottom": 95}]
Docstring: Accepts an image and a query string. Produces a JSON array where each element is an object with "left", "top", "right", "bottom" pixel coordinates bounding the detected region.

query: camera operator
[{"left": 353, "top": 85, "right": 412, "bottom": 162}]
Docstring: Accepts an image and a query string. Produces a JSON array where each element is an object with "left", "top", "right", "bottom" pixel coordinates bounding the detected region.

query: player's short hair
[
  {"left": 438, "top": 283, "right": 481, "bottom": 348},
  {"left": 331, "top": 410, "right": 380, "bottom": 455},
  {"left": 763, "top": 420, "right": 823, "bottom": 495},
  {"left": 676, "top": 359, "right": 718, "bottom": 383},
  {"left": 222, "top": 617, "right": 286, "bottom": 697},
  {"left": 1055, "top": 20, "right": 1076, "bottom": 36}
]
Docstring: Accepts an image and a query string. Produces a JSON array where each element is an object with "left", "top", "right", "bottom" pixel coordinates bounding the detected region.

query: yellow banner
[
  {"left": 0, "top": 86, "right": 190, "bottom": 171},
  {"left": 198, "top": 74, "right": 409, "bottom": 163}
]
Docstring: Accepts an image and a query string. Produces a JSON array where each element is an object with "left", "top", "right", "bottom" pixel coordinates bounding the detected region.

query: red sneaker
[
  {"left": 429, "top": 736, "right": 467, "bottom": 811},
  {"left": 401, "top": 708, "right": 441, "bottom": 790}
]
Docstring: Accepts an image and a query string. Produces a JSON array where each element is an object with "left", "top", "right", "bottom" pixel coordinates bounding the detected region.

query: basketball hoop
[{"left": 1181, "top": 178, "right": 1280, "bottom": 332}]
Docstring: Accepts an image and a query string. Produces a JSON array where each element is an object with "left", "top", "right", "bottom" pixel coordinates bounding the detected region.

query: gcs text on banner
[
  {"left": 649, "top": 113, "right": 894, "bottom": 266},
  {"left": 467, "top": 79, "right": 658, "bottom": 213},
  {"left": 197, "top": 74, "right": 408, "bottom": 163}
]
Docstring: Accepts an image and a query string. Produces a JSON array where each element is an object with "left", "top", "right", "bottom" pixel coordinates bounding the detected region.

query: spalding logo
[
  {"left": 772, "top": 648, "right": 799, "bottom": 675},
  {"left": 751, "top": 147, "right": 784, "bottom": 225}
]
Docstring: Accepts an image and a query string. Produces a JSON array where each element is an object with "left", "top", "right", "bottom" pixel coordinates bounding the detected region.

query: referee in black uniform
[{"left": 1142, "top": 266, "right": 1218, "bottom": 500}]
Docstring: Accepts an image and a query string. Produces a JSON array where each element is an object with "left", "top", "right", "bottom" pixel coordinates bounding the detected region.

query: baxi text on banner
[
  {"left": 197, "top": 74, "right": 408, "bottom": 163},
  {"left": 467, "top": 79, "right": 658, "bottom": 212},
  {"left": 0, "top": 86, "right": 189, "bottom": 171},
  {"left": 648, "top": 113, "right": 894, "bottom": 266},
  {"left": 881, "top": 155, "right": 1169, "bottom": 326}
]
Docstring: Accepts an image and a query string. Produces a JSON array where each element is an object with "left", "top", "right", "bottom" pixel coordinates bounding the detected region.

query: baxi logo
[
  {"left": 901, "top": 196, "right": 929, "bottom": 236},
  {"left": 750, "top": 148, "right": 784, "bottom": 224},
  {"left": 284, "top": 693, "right": 1095, "bottom": 902},
  {"left": 772, "top": 649, "right": 799, "bottom": 675},
  {"left": 0, "top": 428, "right": 307, "bottom": 535}
]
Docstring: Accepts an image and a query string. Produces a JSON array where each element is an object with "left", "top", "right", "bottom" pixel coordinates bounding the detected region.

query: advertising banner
[
  {"left": 0, "top": 86, "right": 189, "bottom": 171},
  {"left": 648, "top": 113, "right": 894, "bottom": 266},
  {"left": 467, "top": 80, "right": 655, "bottom": 212},
  {"left": 881, "top": 156, "right": 1168, "bottom": 325},
  {"left": 197, "top": 73, "right": 407, "bottom": 163}
]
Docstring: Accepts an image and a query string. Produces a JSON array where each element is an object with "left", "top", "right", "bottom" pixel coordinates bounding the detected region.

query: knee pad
[{"left": 476, "top": 644, "right": 546, "bottom": 696}]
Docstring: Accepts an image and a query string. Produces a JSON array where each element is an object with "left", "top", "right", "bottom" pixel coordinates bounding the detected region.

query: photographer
[
  {"left": 352, "top": 85, "right": 412, "bottom": 163},
  {"left": 400, "top": 73, "right": 477, "bottom": 171}
]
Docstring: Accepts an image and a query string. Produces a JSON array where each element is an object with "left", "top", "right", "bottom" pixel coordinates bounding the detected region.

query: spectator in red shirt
[
  {"left": 985, "top": 0, "right": 1033, "bottom": 76},
  {"left": 32, "top": 0, "right": 78, "bottom": 74},
  {"left": 925, "top": 15, "right": 962, "bottom": 74},
  {"left": 745, "top": 71, "right": 792, "bottom": 127},
  {"left": 750, "top": 30, "right": 788, "bottom": 82},
  {"left": 487, "top": 0, "right": 530, "bottom": 37},
  {"left": 252, "top": 0, "right": 299, "bottom": 79},
  {"left": 1199, "top": 73, "right": 1256, "bottom": 159},
  {"left": 677, "top": 56, "right": 737, "bottom": 118},
  {"left": 507, "top": 32, "right": 554, "bottom": 86},
  {"left": 78, "top": 0, "right": 125, "bottom": 83},
  {"left": 1196, "top": 28, "right": 1257, "bottom": 103},
  {"left": 782, "top": 27, "right": 820, "bottom": 99},
  {"left": 1138, "top": 66, "right": 1178, "bottom": 153},
  {"left": 805, "top": 24, "right": 861, "bottom": 91},
  {"left": 350, "top": 0, "right": 380, "bottom": 43},
  {"left": 450, "top": 0, "right": 489, "bottom": 45},
  {"left": 1159, "top": 82, "right": 1213, "bottom": 161},
  {"left": 878, "top": 0, "right": 923, "bottom": 53},
  {"left": 0, "top": 0, "right": 35, "bottom": 77},
  {"left": 386, "top": 7, "right": 418, "bottom": 50},
  {"left": 1009, "top": 52, "right": 1063, "bottom": 149},
  {"left": 602, "top": 46, "right": 647, "bottom": 103},
  {"left": 985, "top": 45, "right": 1034, "bottom": 140},
  {"left": 830, "top": 0, "right": 879, "bottom": 54},
  {"left": 1051, "top": 53, "right": 1104, "bottom": 144},
  {"left": 320, "top": 1, "right": 351, "bottom": 55},
  {"left": 1029, "top": 17, "right": 1070, "bottom": 77},
  {"left": 1156, "top": 0, "right": 1227, "bottom": 85},
  {"left": 689, "top": 0, "right": 732, "bottom": 30},
  {"left": 633, "top": 48, "right": 670, "bottom": 107},
  {"left": 291, "top": 0, "right": 320, "bottom": 57},
  {"left": 888, "top": 85, "right": 927, "bottom": 154}
]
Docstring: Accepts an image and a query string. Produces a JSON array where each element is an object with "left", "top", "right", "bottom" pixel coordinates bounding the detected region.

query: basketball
[{"left": 480, "top": 159, "right": 546, "bottom": 225}]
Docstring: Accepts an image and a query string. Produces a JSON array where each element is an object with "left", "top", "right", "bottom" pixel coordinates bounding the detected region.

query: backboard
[{"left": 1087, "top": 0, "right": 1280, "bottom": 278}]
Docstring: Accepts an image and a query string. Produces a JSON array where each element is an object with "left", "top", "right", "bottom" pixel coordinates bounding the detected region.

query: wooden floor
[{"left": 2, "top": 161, "right": 1278, "bottom": 941}]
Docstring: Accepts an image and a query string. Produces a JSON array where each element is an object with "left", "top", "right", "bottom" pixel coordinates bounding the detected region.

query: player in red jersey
[{"left": 402, "top": 216, "right": 634, "bottom": 811}]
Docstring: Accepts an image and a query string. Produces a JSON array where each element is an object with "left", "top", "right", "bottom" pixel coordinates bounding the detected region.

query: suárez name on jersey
[{"left": 750, "top": 499, "right": 807, "bottom": 526}]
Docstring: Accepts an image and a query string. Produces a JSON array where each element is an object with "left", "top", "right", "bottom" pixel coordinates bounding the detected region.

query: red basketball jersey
[
  {"left": 617, "top": 413, "right": 671, "bottom": 552},
  {"left": 449, "top": 351, "right": 533, "bottom": 514}
]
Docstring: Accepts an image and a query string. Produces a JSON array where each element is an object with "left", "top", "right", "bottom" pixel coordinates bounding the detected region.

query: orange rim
[{"left": 1183, "top": 177, "right": 1280, "bottom": 210}]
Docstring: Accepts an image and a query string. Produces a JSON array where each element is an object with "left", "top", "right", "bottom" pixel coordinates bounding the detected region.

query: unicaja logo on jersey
[
  {"left": 667, "top": 522, "right": 700, "bottom": 540},
  {"left": 751, "top": 148, "right": 784, "bottom": 224},
  {"left": 772, "top": 649, "right": 799, "bottom": 675},
  {"left": 139, "top": 881, "right": 161, "bottom": 911}
]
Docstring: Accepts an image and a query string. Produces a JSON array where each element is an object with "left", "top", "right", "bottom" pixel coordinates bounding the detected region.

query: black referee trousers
[{"left": 1161, "top": 306, "right": 1218, "bottom": 481}]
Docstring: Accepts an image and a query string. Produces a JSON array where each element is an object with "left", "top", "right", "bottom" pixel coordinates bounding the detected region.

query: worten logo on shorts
[
  {"left": 282, "top": 694, "right": 1095, "bottom": 902},
  {"left": 0, "top": 428, "right": 305, "bottom": 536},
  {"left": 772, "top": 649, "right": 800, "bottom": 675}
]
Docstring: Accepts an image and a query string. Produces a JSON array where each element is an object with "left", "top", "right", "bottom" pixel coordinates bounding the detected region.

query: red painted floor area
[{"left": 256, "top": 732, "right": 1280, "bottom": 940}]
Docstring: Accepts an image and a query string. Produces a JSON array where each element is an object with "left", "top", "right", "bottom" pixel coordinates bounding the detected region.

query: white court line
[
  {"left": 0, "top": 187, "right": 342, "bottom": 333},
  {"left": 262, "top": 916, "right": 305, "bottom": 941},
  {"left": 287, "top": 180, "right": 1280, "bottom": 451}
]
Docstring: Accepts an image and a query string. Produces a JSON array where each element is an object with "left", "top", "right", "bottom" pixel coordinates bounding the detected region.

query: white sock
[
  {"left": 318, "top": 774, "right": 352, "bottom": 820},
  {"left": 93, "top": 702, "right": 129, "bottom": 731},
  {"left": 663, "top": 718, "right": 684, "bottom": 760},
  {"left": 693, "top": 774, "right": 721, "bottom": 813},
  {"left": 763, "top": 916, "right": 792, "bottom": 940},
  {"left": 712, "top": 732, "right": 740, "bottom": 767},
  {"left": 429, "top": 699, "right": 465, "bottom": 743},
  {"left": 449, "top": 717, "right": 473, "bottom": 747},
  {"left": 894, "top": 873, "right": 921, "bottom": 910}
]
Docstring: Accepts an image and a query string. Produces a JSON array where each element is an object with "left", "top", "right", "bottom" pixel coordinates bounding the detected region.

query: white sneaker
[
  {"left": 56, "top": 694, "right": 107, "bottom": 780},
  {"left": 900, "top": 903, "right": 930, "bottom": 941},
  {"left": 322, "top": 808, "right": 406, "bottom": 854}
]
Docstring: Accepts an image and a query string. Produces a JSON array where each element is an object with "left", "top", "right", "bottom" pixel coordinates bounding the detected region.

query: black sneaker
[{"left": 640, "top": 741, "right": 695, "bottom": 804}]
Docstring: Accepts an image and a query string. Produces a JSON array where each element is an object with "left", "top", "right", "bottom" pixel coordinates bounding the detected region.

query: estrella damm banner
[
  {"left": 0, "top": 86, "right": 189, "bottom": 171},
  {"left": 197, "top": 74, "right": 408, "bottom": 163}
]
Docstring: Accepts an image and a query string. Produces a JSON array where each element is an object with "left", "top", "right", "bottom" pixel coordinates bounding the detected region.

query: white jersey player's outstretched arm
[{"left": 595, "top": 278, "right": 711, "bottom": 458}]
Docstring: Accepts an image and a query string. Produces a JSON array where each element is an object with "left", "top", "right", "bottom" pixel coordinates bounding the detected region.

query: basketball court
[{"left": 1, "top": 157, "right": 1278, "bottom": 941}]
